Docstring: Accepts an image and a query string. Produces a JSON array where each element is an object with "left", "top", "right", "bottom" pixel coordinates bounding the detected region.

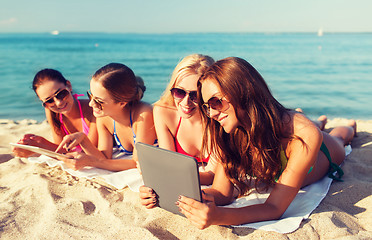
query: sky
[{"left": 1, "top": 0, "right": 371, "bottom": 33}]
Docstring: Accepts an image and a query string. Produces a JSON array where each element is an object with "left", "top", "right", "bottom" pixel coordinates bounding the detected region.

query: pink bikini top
[
  {"left": 59, "top": 94, "right": 90, "bottom": 151},
  {"left": 174, "top": 117, "right": 209, "bottom": 164}
]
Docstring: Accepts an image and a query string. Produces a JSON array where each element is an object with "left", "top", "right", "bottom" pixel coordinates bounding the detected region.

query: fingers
[
  {"left": 140, "top": 197, "right": 157, "bottom": 209},
  {"left": 22, "top": 134, "right": 36, "bottom": 140},
  {"left": 139, "top": 186, "right": 158, "bottom": 208},
  {"left": 139, "top": 185, "right": 152, "bottom": 194},
  {"left": 178, "top": 195, "right": 204, "bottom": 208},
  {"left": 12, "top": 148, "right": 33, "bottom": 158},
  {"left": 177, "top": 199, "right": 207, "bottom": 229},
  {"left": 177, "top": 195, "right": 203, "bottom": 217},
  {"left": 29, "top": 135, "right": 45, "bottom": 143},
  {"left": 57, "top": 152, "right": 80, "bottom": 170},
  {"left": 56, "top": 137, "right": 70, "bottom": 152},
  {"left": 56, "top": 136, "right": 78, "bottom": 152},
  {"left": 177, "top": 195, "right": 215, "bottom": 229}
]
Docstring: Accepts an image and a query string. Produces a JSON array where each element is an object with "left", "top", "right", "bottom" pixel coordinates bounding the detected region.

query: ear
[
  {"left": 66, "top": 80, "right": 73, "bottom": 91},
  {"left": 119, "top": 101, "right": 128, "bottom": 108}
]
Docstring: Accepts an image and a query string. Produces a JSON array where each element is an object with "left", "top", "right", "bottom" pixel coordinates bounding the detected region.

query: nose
[
  {"left": 54, "top": 97, "right": 64, "bottom": 107},
  {"left": 209, "top": 107, "right": 220, "bottom": 119},
  {"left": 181, "top": 93, "right": 193, "bottom": 105},
  {"left": 88, "top": 98, "right": 94, "bottom": 108}
]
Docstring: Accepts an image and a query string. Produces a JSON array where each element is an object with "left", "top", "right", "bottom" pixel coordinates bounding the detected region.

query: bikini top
[
  {"left": 59, "top": 94, "right": 90, "bottom": 152},
  {"left": 174, "top": 117, "right": 209, "bottom": 164},
  {"left": 275, "top": 145, "right": 315, "bottom": 181},
  {"left": 59, "top": 94, "right": 90, "bottom": 135},
  {"left": 113, "top": 110, "right": 136, "bottom": 154}
]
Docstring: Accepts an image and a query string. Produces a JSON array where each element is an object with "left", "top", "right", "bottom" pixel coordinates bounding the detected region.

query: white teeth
[{"left": 218, "top": 115, "right": 227, "bottom": 124}]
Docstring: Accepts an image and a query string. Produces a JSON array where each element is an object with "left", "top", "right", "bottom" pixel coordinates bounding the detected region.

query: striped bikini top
[{"left": 113, "top": 110, "right": 136, "bottom": 154}]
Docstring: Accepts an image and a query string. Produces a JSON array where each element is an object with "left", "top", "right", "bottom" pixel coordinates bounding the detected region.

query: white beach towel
[
  {"left": 28, "top": 154, "right": 144, "bottom": 191},
  {"left": 227, "top": 145, "right": 352, "bottom": 233}
]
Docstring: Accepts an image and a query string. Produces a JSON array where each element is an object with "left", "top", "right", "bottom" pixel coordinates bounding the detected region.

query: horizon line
[{"left": 1, "top": 31, "right": 372, "bottom": 35}]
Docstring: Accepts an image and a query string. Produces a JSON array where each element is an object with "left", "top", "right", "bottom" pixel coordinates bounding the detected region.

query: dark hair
[
  {"left": 33, "top": 68, "right": 69, "bottom": 133},
  {"left": 92, "top": 63, "right": 145, "bottom": 104},
  {"left": 198, "top": 57, "right": 291, "bottom": 196},
  {"left": 33, "top": 68, "right": 67, "bottom": 91}
]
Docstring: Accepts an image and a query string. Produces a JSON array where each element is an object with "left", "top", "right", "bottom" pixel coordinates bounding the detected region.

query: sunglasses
[
  {"left": 87, "top": 91, "right": 104, "bottom": 110},
  {"left": 42, "top": 88, "right": 70, "bottom": 107},
  {"left": 202, "top": 96, "right": 230, "bottom": 117},
  {"left": 170, "top": 88, "right": 198, "bottom": 103}
]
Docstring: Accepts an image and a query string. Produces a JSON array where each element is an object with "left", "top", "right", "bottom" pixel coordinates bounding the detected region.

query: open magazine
[{"left": 10, "top": 143, "right": 66, "bottom": 159}]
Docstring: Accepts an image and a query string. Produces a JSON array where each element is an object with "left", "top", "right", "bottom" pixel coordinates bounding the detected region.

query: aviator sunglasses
[
  {"left": 170, "top": 88, "right": 198, "bottom": 103},
  {"left": 202, "top": 96, "right": 230, "bottom": 117},
  {"left": 42, "top": 88, "right": 70, "bottom": 107},
  {"left": 87, "top": 91, "right": 104, "bottom": 110}
]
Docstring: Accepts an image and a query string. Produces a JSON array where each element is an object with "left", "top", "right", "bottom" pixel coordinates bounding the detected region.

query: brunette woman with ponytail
[{"left": 56, "top": 63, "right": 157, "bottom": 171}]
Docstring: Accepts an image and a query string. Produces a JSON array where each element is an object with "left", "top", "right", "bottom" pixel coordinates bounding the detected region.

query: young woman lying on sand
[
  {"left": 12, "top": 69, "right": 98, "bottom": 157},
  {"left": 139, "top": 54, "right": 219, "bottom": 208},
  {"left": 176, "top": 57, "right": 356, "bottom": 229},
  {"left": 56, "top": 63, "right": 157, "bottom": 171}
]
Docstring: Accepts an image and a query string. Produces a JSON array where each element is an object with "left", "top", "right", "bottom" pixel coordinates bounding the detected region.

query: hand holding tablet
[{"left": 10, "top": 143, "right": 67, "bottom": 159}]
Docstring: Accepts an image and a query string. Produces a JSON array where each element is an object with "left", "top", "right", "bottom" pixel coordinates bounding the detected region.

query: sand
[{"left": 0, "top": 118, "right": 371, "bottom": 239}]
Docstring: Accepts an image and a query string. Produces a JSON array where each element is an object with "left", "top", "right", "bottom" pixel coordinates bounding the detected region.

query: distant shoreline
[{"left": 1, "top": 31, "right": 372, "bottom": 35}]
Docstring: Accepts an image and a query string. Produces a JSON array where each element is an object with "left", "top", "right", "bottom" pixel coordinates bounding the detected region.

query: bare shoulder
[
  {"left": 97, "top": 116, "right": 114, "bottom": 133},
  {"left": 153, "top": 103, "right": 177, "bottom": 120},
  {"left": 134, "top": 101, "right": 154, "bottom": 118},
  {"left": 291, "top": 112, "right": 322, "bottom": 142},
  {"left": 283, "top": 112, "right": 323, "bottom": 168}
]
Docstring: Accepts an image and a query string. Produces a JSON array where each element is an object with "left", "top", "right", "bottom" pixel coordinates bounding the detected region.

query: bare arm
[
  {"left": 132, "top": 104, "right": 157, "bottom": 164},
  {"left": 153, "top": 105, "right": 176, "bottom": 151},
  {"left": 178, "top": 116, "right": 323, "bottom": 228},
  {"left": 199, "top": 154, "right": 219, "bottom": 185},
  {"left": 60, "top": 105, "right": 157, "bottom": 172},
  {"left": 45, "top": 108, "right": 64, "bottom": 144}
]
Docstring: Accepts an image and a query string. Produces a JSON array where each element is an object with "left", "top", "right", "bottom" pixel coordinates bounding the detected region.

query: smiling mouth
[
  {"left": 93, "top": 108, "right": 101, "bottom": 114},
  {"left": 180, "top": 105, "right": 195, "bottom": 114},
  {"left": 217, "top": 115, "right": 227, "bottom": 123},
  {"left": 56, "top": 103, "right": 68, "bottom": 110}
]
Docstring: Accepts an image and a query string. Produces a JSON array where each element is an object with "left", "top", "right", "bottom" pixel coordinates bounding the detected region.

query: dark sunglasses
[
  {"left": 87, "top": 91, "right": 103, "bottom": 110},
  {"left": 202, "top": 96, "right": 230, "bottom": 117},
  {"left": 170, "top": 88, "right": 198, "bottom": 103},
  {"left": 42, "top": 88, "right": 70, "bottom": 107}
]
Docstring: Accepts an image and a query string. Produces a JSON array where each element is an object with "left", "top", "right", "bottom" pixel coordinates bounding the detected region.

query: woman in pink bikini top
[{"left": 12, "top": 69, "right": 98, "bottom": 157}]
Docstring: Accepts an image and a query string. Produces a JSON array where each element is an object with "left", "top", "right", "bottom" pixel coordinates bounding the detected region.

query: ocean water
[{"left": 0, "top": 32, "right": 371, "bottom": 121}]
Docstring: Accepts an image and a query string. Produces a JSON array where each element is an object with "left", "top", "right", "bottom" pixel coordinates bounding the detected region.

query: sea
[{"left": 0, "top": 32, "right": 371, "bottom": 121}]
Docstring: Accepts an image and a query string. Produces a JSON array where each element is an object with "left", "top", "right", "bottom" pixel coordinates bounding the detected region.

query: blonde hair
[{"left": 156, "top": 54, "right": 214, "bottom": 106}]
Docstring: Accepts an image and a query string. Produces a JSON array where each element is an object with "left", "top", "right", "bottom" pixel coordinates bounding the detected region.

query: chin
[
  {"left": 222, "top": 124, "right": 238, "bottom": 134},
  {"left": 178, "top": 108, "right": 196, "bottom": 119},
  {"left": 93, "top": 111, "right": 104, "bottom": 118}
]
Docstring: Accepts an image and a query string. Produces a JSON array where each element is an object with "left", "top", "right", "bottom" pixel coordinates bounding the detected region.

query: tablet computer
[
  {"left": 136, "top": 142, "right": 202, "bottom": 215},
  {"left": 10, "top": 143, "right": 66, "bottom": 159}
]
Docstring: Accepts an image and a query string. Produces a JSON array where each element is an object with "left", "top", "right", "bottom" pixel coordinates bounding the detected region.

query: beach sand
[{"left": 0, "top": 118, "right": 371, "bottom": 239}]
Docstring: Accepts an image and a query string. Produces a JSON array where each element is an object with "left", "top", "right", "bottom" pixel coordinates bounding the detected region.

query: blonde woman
[{"left": 140, "top": 54, "right": 219, "bottom": 209}]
